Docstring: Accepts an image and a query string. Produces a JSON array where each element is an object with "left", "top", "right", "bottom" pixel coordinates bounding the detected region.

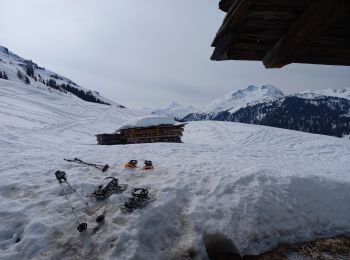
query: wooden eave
[{"left": 211, "top": 0, "right": 350, "bottom": 68}]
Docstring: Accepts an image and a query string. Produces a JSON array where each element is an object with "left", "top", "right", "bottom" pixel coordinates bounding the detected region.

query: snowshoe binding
[
  {"left": 143, "top": 160, "right": 154, "bottom": 170},
  {"left": 120, "top": 188, "right": 156, "bottom": 212},
  {"left": 124, "top": 160, "right": 138, "bottom": 169},
  {"left": 90, "top": 177, "right": 127, "bottom": 199}
]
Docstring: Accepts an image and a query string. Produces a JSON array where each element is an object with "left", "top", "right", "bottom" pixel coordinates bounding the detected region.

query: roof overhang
[{"left": 211, "top": 0, "right": 350, "bottom": 68}]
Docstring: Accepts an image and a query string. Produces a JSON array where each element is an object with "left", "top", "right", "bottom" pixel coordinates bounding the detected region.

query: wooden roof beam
[
  {"left": 212, "top": 0, "right": 250, "bottom": 47},
  {"left": 262, "top": 0, "right": 347, "bottom": 68}
]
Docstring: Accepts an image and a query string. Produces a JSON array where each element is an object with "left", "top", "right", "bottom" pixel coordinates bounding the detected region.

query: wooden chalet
[
  {"left": 96, "top": 117, "right": 186, "bottom": 145},
  {"left": 211, "top": 0, "right": 350, "bottom": 68}
]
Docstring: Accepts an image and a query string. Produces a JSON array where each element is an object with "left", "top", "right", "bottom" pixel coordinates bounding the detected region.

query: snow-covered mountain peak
[
  {"left": 149, "top": 102, "right": 198, "bottom": 119},
  {"left": 168, "top": 101, "right": 182, "bottom": 109},
  {"left": 229, "top": 84, "right": 284, "bottom": 99},
  {"left": 293, "top": 88, "right": 350, "bottom": 100},
  {"left": 202, "top": 84, "right": 284, "bottom": 115},
  {"left": 311, "top": 87, "right": 350, "bottom": 100}
]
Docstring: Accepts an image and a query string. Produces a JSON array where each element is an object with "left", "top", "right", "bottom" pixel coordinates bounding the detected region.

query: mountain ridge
[
  {"left": 148, "top": 101, "right": 198, "bottom": 119},
  {"left": 176, "top": 84, "right": 350, "bottom": 138},
  {"left": 201, "top": 84, "right": 284, "bottom": 116},
  {"left": 0, "top": 45, "right": 124, "bottom": 107}
]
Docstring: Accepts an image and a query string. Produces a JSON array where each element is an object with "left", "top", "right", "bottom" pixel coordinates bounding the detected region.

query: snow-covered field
[{"left": 1, "top": 79, "right": 350, "bottom": 259}]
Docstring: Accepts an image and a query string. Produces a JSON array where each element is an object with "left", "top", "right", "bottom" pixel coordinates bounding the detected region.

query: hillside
[
  {"left": 1, "top": 79, "right": 350, "bottom": 259},
  {"left": 0, "top": 46, "right": 123, "bottom": 107}
]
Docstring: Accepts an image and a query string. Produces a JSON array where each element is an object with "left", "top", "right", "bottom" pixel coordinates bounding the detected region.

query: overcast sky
[{"left": 1, "top": 0, "right": 350, "bottom": 109}]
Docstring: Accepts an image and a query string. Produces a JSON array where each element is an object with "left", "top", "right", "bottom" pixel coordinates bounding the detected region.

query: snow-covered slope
[
  {"left": 150, "top": 102, "right": 198, "bottom": 119},
  {"left": 0, "top": 46, "right": 122, "bottom": 107},
  {"left": 1, "top": 80, "right": 350, "bottom": 259},
  {"left": 201, "top": 84, "right": 284, "bottom": 116}
]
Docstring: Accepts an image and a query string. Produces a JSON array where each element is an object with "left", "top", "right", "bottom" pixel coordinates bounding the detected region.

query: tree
[
  {"left": 3, "top": 71, "right": 8, "bottom": 80},
  {"left": 34, "top": 75, "right": 37, "bottom": 81},
  {"left": 26, "top": 64, "right": 34, "bottom": 78},
  {"left": 0, "top": 71, "right": 3, "bottom": 79},
  {"left": 25, "top": 76, "right": 30, "bottom": 84},
  {"left": 17, "top": 70, "right": 23, "bottom": 80}
]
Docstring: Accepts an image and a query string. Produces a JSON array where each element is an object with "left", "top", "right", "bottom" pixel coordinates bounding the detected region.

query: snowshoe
[
  {"left": 124, "top": 160, "right": 138, "bottom": 169},
  {"left": 120, "top": 188, "right": 156, "bottom": 212},
  {"left": 90, "top": 177, "right": 127, "bottom": 199},
  {"left": 143, "top": 160, "right": 154, "bottom": 170}
]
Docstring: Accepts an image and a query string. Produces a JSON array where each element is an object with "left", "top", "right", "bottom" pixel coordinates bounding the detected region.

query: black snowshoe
[
  {"left": 90, "top": 177, "right": 127, "bottom": 199},
  {"left": 120, "top": 188, "right": 156, "bottom": 212}
]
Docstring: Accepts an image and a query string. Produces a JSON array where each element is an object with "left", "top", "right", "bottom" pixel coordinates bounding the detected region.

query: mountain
[
  {"left": 149, "top": 102, "right": 197, "bottom": 120},
  {"left": 214, "top": 96, "right": 350, "bottom": 138},
  {"left": 183, "top": 85, "right": 350, "bottom": 138},
  {"left": 296, "top": 88, "right": 350, "bottom": 100},
  {"left": 184, "top": 84, "right": 284, "bottom": 121},
  {"left": 201, "top": 84, "right": 284, "bottom": 116},
  {"left": 0, "top": 46, "right": 124, "bottom": 107}
]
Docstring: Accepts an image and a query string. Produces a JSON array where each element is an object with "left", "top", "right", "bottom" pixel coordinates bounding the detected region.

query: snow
[
  {"left": 118, "top": 116, "right": 178, "bottom": 130},
  {"left": 1, "top": 80, "right": 350, "bottom": 259},
  {"left": 0, "top": 45, "right": 121, "bottom": 107},
  {"left": 297, "top": 88, "right": 350, "bottom": 100},
  {"left": 312, "top": 88, "right": 350, "bottom": 100},
  {"left": 149, "top": 102, "right": 198, "bottom": 119},
  {"left": 201, "top": 84, "right": 284, "bottom": 116},
  {"left": 181, "top": 85, "right": 349, "bottom": 121}
]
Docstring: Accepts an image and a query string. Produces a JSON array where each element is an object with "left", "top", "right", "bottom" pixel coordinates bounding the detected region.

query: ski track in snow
[{"left": 1, "top": 80, "right": 350, "bottom": 259}]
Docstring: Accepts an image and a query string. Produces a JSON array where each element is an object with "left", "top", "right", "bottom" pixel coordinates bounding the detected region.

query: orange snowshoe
[
  {"left": 143, "top": 160, "right": 154, "bottom": 170},
  {"left": 124, "top": 160, "right": 138, "bottom": 169}
]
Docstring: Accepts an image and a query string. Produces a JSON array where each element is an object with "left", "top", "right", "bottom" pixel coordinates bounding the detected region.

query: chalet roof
[{"left": 211, "top": 0, "right": 350, "bottom": 68}]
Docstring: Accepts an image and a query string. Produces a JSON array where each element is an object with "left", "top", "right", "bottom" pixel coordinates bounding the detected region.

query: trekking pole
[
  {"left": 64, "top": 181, "right": 105, "bottom": 223},
  {"left": 55, "top": 171, "right": 87, "bottom": 232},
  {"left": 64, "top": 158, "right": 109, "bottom": 172}
]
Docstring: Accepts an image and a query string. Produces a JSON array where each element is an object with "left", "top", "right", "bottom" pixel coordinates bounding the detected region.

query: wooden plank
[
  {"left": 243, "top": 18, "right": 292, "bottom": 30},
  {"left": 212, "top": 0, "right": 250, "bottom": 47},
  {"left": 227, "top": 49, "right": 265, "bottom": 60},
  {"left": 252, "top": 0, "right": 309, "bottom": 8},
  {"left": 262, "top": 0, "right": 348, "bottom": 68},
  {"left": 294, "top": 56, "right": 350, "bottom": 66},
  {"left": 97, "top": 124, "right": 185, "bottom": 145},
  {"left": 310, "top": 37, "right": 350, "bottom": 49}
]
